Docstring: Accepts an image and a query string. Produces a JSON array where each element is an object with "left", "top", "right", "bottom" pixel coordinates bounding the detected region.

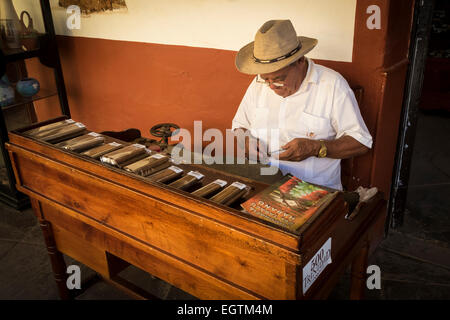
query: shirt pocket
[{"left": 290, "top": 111, "right": 333, "bottom": 140}]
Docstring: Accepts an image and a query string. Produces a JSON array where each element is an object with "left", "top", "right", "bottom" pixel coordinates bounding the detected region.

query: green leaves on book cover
[{"left": 240, "top": 175, "right": 338, "bottom": 232}]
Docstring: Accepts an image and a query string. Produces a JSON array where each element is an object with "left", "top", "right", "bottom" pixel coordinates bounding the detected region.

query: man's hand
[
  {"left": 276, "top": 135, "right": 369, "bottom": 161},
  {"left": 277, "top": 138, "right": 319, "bottom": 161}
]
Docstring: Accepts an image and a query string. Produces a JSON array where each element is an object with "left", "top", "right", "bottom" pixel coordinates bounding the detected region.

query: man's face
[{"left": 259, "top": 58, "right": 305, "bottom": 98}]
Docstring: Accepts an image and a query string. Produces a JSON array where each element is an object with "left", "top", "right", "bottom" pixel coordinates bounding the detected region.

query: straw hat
[{"left": 235, "top": 20, "right": 318, "bottom": 75}]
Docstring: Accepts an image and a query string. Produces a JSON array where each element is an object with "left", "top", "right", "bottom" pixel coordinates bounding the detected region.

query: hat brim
[{"left": 235, "top": 36, "right": 318, "bottom": 75}]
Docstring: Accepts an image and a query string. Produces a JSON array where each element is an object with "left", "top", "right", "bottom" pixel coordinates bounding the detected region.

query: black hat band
[{"left": 253, "top": 44, "right": 302, "bottom": 64}]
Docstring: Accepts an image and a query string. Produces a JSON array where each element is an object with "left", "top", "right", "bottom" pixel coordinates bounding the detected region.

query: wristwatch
[{"left": 317, "top": 140, "right": 327, "bottom": 158}]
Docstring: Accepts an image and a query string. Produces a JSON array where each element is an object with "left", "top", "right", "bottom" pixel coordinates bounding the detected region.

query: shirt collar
[
  {"left": 303, "top": 58, "right": 319, "bottom": 84},
  {"left": 288, "top": 57, "right": 318, "bottom": 97}
]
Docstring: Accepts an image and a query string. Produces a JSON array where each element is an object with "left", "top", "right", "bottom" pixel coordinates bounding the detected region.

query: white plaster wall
[{"left": 11, "top": 0, "right": 356, "bottom": 62}]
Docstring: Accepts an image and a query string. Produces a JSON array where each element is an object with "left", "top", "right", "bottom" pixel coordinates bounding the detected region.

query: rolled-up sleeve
[{"left": 331, "top": 79, "right": 373, "bottom": 148}]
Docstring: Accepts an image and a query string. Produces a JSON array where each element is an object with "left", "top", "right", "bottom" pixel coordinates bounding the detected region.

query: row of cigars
[{"left": 23, "top": 119, "right": 251, "bottom": 206}]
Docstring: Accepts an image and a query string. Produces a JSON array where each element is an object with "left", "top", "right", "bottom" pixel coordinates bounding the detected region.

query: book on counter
[{"left": 240, "top": 175, "right": 339, "bottom": 232}]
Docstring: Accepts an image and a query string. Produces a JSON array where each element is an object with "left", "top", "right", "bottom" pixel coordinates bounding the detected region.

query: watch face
[{"left": 319, "top": 146, "right": 327, "bottom": 158}]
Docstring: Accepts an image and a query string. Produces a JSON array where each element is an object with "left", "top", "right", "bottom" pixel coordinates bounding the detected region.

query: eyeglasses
[
  {"left": 256, "top": 61, "right": 298, "bottom": 88},
  {"left": 256, "top": 74, "right": 285, "bottom": 87}
]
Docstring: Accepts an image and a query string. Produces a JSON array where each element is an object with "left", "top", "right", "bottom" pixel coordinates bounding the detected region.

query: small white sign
[
  {"left": 168, "top": 166, "right": 183, "bottom": 173},
  {"left": 231, "top": 182, "right": 247, "bottom": 190},
  {"left": 213, "top": 179, "right": 227, "bottom": 187},
  {"left": 151, "top": 154, "right": 166, "bottom": 159},
  {"left": 188, "top": 171, "right": 204, "bottom": 180},
  {"left": 303, "top": 238, "right": 332, "bottom": 294}
]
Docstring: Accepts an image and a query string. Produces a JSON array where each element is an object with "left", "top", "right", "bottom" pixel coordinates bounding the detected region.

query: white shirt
[{"left": 231, "top": 58, "right": 372, "bottom": 190}]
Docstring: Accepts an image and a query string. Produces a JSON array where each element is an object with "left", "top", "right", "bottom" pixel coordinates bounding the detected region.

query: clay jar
[{"left": 16, "top": 78, "right": 40, "bottom": 97}]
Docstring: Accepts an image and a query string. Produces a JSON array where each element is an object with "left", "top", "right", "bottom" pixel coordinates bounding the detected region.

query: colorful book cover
[{"left": 241, "top": 175, "right": 337, "bottom": 232}]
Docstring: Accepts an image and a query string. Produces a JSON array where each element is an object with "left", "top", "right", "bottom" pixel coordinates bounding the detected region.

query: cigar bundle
[
  {"left": 209, "top": 181, "right": 250, "bottom": 206},
  {"left": 56, "top": 132, "right": 105, "bottom": 152},
  {"left": 191, "top": 179, "right": 227, "bottom": 198},
  {"left": 124, "top": 153, "right": 170, "bottom": 176},
  {"left": 147, "top": 166, "right": 183, "bottom": 183},
  {"left": 100, "top": 144, "right": 150, "bottom": 167},
  {"left": 24, "top": 119, "right": 75, "bottom": 137},
  {"left": 168, "top": 171, "right": 204, "bottom": 190},
  {"left": 140, "top": 161, "right": 171, "bottom": 176},
  {"left": 37, "top": 122, "right": 86, "bottom": 143},
  {"left": 81, "top": 142, "right": 123, "bottom": 159}
]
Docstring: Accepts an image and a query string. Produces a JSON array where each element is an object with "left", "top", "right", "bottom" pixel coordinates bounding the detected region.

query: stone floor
[{"left": 0, "top": 110, "right": 449, "bottom": 300}]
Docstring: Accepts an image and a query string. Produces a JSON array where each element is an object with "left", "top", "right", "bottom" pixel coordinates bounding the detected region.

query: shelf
[
  {"left": 2, "top": 47, "right": 42, "bottom": 63},
  {"left": 1, "top": 88, "right": 58, "bottom": 111},
  {"left": 0, "top": 1, "right": 69, "bottom": 210},
  {"left": 1, "top": 33, "right": 48, "bottom": 64}
]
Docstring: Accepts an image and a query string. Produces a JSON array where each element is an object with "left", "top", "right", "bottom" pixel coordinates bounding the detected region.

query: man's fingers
[
  {"left": 281, "top": 139, "right": 296, "bottom": 150},
  {"left": 278, "top": 148, "right": 293, "bottom": 160}
]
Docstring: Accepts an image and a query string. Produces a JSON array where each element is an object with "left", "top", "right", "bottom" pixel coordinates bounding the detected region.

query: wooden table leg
[
  {"left": 349, "top": 241, "right": 369, "bottom": 300},
  {"left": 31, "top": 199, "right": 71, "bottom": 300},
  {"left": 39, "top": 220, "right": 71, "bottom": 300}
]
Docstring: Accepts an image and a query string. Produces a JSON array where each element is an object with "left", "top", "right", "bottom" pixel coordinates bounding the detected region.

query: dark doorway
[{"left": 389, "top": 0, "right": 450, "bottom": 245}]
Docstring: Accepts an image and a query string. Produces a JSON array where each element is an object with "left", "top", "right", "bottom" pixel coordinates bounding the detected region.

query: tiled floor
[{"left": 0, "top": 110, "right": 449, "bottom": 300}]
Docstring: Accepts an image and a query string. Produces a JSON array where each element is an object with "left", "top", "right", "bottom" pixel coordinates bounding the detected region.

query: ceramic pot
[{"left": 16, "top": 78, "right": 40, "bottom": 97}]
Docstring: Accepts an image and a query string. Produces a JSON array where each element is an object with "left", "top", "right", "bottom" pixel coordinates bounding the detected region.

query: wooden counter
[{"left": 5, "top": 117, "right": 386, "bottom": 299}]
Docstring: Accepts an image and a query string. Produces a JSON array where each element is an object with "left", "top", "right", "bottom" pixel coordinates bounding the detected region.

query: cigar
[
  {"left": 100, "top": 144, "right": 150, "bottom": 167},
  {"left": 39, "top": 122, "right": 87, "bottom": 143},
  {"left": 168, "top": 171, "right": 204, "bottom": 190},
  {"left": 191, "top": 179, "right": 227, "bottom": 198},
  {"left": 24, "top": 119, "right": 75, "bottom": 137},
  {"left": 146, "top": 166, "right": 183, "bottom": 183},
  {"left": 117, "top": 152, "right": 151, "bottom": 168},
  {"left": 209, "top": 182, "right": 250, "bottom": 206},
  {"left": 82, "top": 142, "right": 123, "bottom": 159},
  {"left": 56, "top": 133, "right": 94, "bottom": 148},
  {"left": 140, "top": 161, "right": 171, "bottom": 176},
  {"left": 56, "top": 132, "right": 105, "bottom": 152},
  {"left": 124, "top": 154, "right": 169, "bottom": 175}
]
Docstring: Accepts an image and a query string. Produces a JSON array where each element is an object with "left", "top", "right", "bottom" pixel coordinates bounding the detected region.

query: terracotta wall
[
  {"left": 30, "top": 39, "right": 250, "bottom": 135},
  {"left": 28, "top": 0, "right": 415, "bottom": 197}
]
